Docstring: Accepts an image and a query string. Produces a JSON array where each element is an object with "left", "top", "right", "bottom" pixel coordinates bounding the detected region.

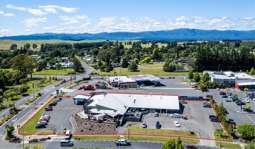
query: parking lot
[
  {"left": 139, "top": 101, "right": 219, "bottom": 140},
  {"left": 208, "top": 89, "right": 255, "bottom": 125},
  {"left": 38, "top": 76, "right": 224, "bottom": 139},
  {"left": 42, "top": 97, "right": 83, "bottom": 133}
]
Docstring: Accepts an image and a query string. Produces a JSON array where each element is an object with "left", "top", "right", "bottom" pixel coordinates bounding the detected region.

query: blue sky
[{"left": 0, "top": 0, "right": 254, "bottom": 36}]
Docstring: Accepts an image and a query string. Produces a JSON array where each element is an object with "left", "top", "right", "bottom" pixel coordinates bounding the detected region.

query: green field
[
  {"left": 0, "top": 40, "right": 108, "bottom": 50},
  {"left": 26, "top": 79, "right": 57, "bottom": 94},
  {"left": 216, "top": 142, "right": 241, "bottom": 149},
  {"left": 74, "top": 135, "right": 198, "bottom": 145},
  {"left": 125, "top": 125, "right": 199, "bottom": 144},
  {"left": 94, "top": 63, "right": 188, "bottom": 76},
  {"left": 33, "top": 68, "right": 75, "bottom": 75}
]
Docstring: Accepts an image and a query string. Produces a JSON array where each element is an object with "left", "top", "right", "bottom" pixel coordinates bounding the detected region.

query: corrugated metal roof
[{"left": 88, "top": 93, "right": 179, "bottom": 117}]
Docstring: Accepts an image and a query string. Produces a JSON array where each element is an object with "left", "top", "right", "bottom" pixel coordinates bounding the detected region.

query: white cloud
[
  {"left": 27, "top": 9, "right": 47, "bottom": 16},
  {"left": 23, "top": 17, "right": 47, "bottom": 29},
  {"left": 39, "top": 16, "right": 255, "bottom": 34},
  {"left": 0, "top": 28, "right": 10, "bottom": 36},
  {"left": 6, "top": 4, "right": 78, "bottom": 16},
  {"left": 6, "top": 4, "right": 26, "bottom": 11},
  {"left": 39, "top": 5, "right": 78, "bottom": 13},
  {"left": 0, "top": 10, "right": 15, "bottom": 17},
  {"left": 7, "top": 4, "right": 46, "bottom": 16},
  {"left": 43, "top": 15, "right": 90, "bottom": 33}
]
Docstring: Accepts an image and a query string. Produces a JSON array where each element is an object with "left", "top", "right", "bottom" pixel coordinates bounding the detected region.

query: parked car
[
  {"left": 232, "top": 96, "right": 238, "bottom": 101},
  {"left": 22, "top": 93, "right": 29, "bottom": 97},
  {"left": 156, "top": 121, "right": 161, "bottom": 129},
  {"left": 227, "top": 119, "right": 236, "bottom": 125},
  {"left": 185, "top": 145, "right": 198, "bottom": 149},
  {"left": 49, "top": 100, "right": 58, "bottom": 106},
  {"left": 222, "top": 95, "right": 228, "bottom": 98},
  {"left": 35, "top": 123, "right": 46, "bottom": 129},
  {"left": 170, "top": 113, "right": 182, "bottom": 118},
  {"left": 219, "top": 91, "right": 226, "bottom": 95},
  {"left": 203, "top": 102, "right": 211, "bottom": 108},
  {"left": 141, "top": 123, "right": 147, "bottom": 128},
  {"left": 235, "top": 100, "right": 245, "bottom": 106},
  {"left": 174, "top": 121, "right": 181, "bottom": 127},
  {"left": 40, "top": 117, "right": 49, "bottom": 123},
  {"left": 154, "top": 113, "right": 159, "bottom": 117},
  {"left": 209, "top": 115, "right": 219, "bottom": 122},
  {"left": 60, "top": 140, "right": 74, "bottom": 147},
  {"left": 38, "top": 121, "right": 47, "bottom": 126},
  {"left": 45, "top": 106, "right": 53, "bottom": 111},
  {"left": 225, "top": 98, "right": 232, "bottom": 102},
  {"left": 42, "top": 115, "right": 50, "bottom": 120},
  {"left": 115, "top": 139, "right": 131, "bottom": 146}
]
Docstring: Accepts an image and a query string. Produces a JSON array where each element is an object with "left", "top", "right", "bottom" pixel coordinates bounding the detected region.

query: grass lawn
[
  {"left": 74, "top": 135, "right": 118, "bottom": 141},
  {"left": 74, "top": 135, "right": 198, "bottom": 145},
  {"left": 214, "top": 129, "right": 233, "bottom": 142},
  {"left": 19, "top": 98, "right": 54, "bottom": 135},
  {"left": 26, "top": 79, "right": 58, "bottom": 94},
  {"left": 94, "top": 63, "right": 188, "bottom": 76},
  {"left": 124, "top": 125, "right": 199, "bottom": 144},
  {"left": 216, "top": 142, "right": 241, "bottom": 149},
  {"left": 33, "top": 68, "right": 75, "bottom": 75}
]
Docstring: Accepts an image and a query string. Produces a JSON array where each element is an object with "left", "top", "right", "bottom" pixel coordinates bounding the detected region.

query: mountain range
[{"left": 0, "top": 29, "right": 255, "bottom": 41}]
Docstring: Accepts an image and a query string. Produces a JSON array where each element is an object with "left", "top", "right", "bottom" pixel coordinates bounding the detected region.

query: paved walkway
[{"left": 199, "top": 139, "right": 216, "bottom": 147}]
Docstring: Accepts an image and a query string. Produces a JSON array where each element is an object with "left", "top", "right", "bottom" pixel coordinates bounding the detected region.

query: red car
[
  {"left": 45, "top": 106, "right": 53, "bottom": 111},
  {"left": 79, "top": 84, "right": 95, "bottom": 90}
]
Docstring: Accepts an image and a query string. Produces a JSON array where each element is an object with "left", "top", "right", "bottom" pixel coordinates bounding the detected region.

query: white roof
[
  {"left": 223, "top": 71, "right": 235, "bottom": 77},
  {"left": 74, "top": 95, "right": 90, "bottom": 99},
  {"left": 212, "top": 74, "right": 235, "bottom": 80},
  {"left": 236, "top": 82, "right": 255, "bottom": 86},
  {"left": 108, "top": 76, "right": 136, "bottom": 83},
  {"left": 235, "top": 73, "right": 255, "bottom": 80},
  {"left": 131, "top": 75, "right": 160, "bottom": 82},
  {"left": 88, "top": 93, "right": 179, "bottom": 117}
]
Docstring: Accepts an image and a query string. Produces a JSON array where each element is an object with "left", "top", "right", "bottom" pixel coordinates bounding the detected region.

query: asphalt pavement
[{"left": 44, "top": 141, "right": 162, "bottom": 149}]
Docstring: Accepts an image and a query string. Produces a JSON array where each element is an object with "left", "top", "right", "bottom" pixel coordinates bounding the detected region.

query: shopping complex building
[
  {"left": 204, "top": 71, "right": 255, "bottom": 89},
  {"left": 108, "top": 75, "right": 161, "bottom": 88},
  {"left": 82, "top": 92, "right": 180, "bottom": 124}
]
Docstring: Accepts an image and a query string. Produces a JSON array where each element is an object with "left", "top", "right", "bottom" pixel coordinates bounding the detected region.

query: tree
[
  {"left": 152, "top": 48, "right": 161, "bottom": 61},
  {"left": 193, "top": 73, "right": 201, "bottom": 82},
  {"left": 246, "top": 141, "right": 255, "bottom": 149},
  {"left": 237, "top": 124, "right": 255, "bottom": 140},
  {"left": 199, "top": 81, "right": 208, "bottom": 92},
  {"left": 10, "top": 44, "right": 18, "bottom": 50},
  {"left": 5, "top": 125, "right": 14, "bottom": 140},
  {"left": 202, "top": 73, "right": 210, "bottom": 82},
  {"left": 10, "top": 55, "right": 37, "bottom": 79},
  {"left": 163, "top": 60, "right": 176, "bottom": 72},
  {"left": 32, "top": 43, "right": 38, "bottom": 49},
  {"left": 128, "top": 61, "right": 138, "bottom": 72},
  {"left": 73, "top": 57, "right": 84, "bottom": 73},
  {"left": 121, "top": 57, "right": 129, "bottom": 68},
  {"left": 23, "top": 43, "right": 31, "bottom": 51},
  {"left": 162, "top": 138, "right": 184, "bottom": 149},
  {"left": 140, "top": 56, "right": 152, "bottom": 64},
  {"left": 188, "top": 71, "right": 194, "bottom": 80},
  {"left": 250, "top": 68, "right": 255, "bottom": 75}
]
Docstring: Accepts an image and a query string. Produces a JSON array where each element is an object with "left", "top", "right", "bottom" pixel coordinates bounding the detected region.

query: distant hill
[{"left": 0, "top": 29, "right": 255, "bottom": 41}]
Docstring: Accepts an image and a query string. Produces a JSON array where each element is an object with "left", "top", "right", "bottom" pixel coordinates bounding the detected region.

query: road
[
  {"left": 44, "top": 141, "right": 162, "bottom": 149},
  {"left": 0, "top": 140, "right": 162, "bottom": 149},
  {"left": 0, "top": 56, "right": 93, "bottom": 137}
]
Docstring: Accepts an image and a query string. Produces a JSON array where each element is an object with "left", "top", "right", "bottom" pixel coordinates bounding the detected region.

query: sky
[{"left": 0, "top": 0, "right": 254, "bottom": 36}]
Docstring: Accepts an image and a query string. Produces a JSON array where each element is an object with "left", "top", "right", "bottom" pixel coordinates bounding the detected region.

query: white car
[{"left": 174, "top": 121, "right": 181, "bottom": 127}]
